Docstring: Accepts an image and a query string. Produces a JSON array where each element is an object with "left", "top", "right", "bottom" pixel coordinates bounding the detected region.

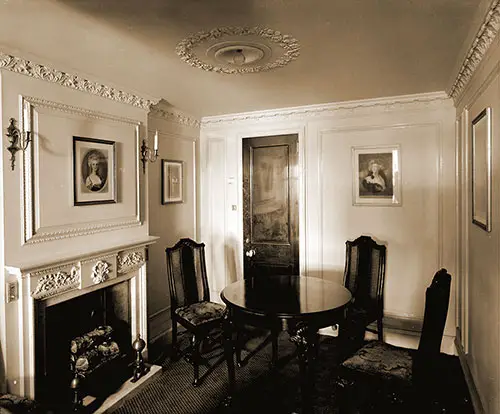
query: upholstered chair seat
[
  {"left": 341, "top": 340, "right": 413, "bottom": 382},
  {"left": 175, "top": 301, "right": 226, "bottom": 327}
]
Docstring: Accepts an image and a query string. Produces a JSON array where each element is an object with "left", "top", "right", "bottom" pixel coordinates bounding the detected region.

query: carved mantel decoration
[
  {"left": 91, "top": 260, "right": 111, "bottom": 284},
  {"left": 31, "top": 266, "right": 81, "bottom": 300},
  {"left": 117, "top": 251, "right": 145, "bottom": 275}
]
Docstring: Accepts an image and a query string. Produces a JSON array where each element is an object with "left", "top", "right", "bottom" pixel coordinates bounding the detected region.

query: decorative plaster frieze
[
  {"left": 91, "top": 260, "right": 111, "bottom": 284},
  {"left": 176, "top": 26, "right": 300, "bottom": 74},
  {"left": 448, "top": 0, "right": 500, "bottom": 100},
  {"left": 31, "top": 265, "right": 81, "bottom": 300},
  {"left": 0, "top": 52, "right": 158, "bottom": 110},
  {"left": 117, "top": 251, "right": 145, "bottom": 275},
  {"left": 149, "top": 106, "right": 200, "bottom": 129},
  {"left": 201, "top": 92, "right": 451, "bottom": 127},
  {"left": 24, "top": 96, "right": 141, "bottom": 126}
]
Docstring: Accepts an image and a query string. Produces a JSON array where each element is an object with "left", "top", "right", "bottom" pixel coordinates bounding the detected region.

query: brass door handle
[{"left": 245, "top": 249, "right": 256, "bottom": 258}]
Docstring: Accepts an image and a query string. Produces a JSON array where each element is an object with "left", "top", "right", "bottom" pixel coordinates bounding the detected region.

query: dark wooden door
[{"left": 243, "top": 134, "right": 299, "bottom": 278}]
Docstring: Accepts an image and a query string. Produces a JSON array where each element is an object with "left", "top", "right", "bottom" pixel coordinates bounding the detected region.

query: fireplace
[
  {"left": 35, "top": 281, "right": 133, "bottom": 408},
  {"left": 2, "top": 239, "right": 155, "bottom": 409}
]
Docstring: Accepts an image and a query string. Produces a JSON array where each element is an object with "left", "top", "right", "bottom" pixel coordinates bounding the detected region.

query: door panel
[{"left": 243, "top": 134, "right": 299, "bottom": 278}]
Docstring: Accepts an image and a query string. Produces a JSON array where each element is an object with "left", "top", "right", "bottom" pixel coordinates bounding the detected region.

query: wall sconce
[
  {"left": 140, "top": 129, "right": 159, "bottom": 173},
  {"left": 5, "top": 117, "right": 31, "bottom": 171}
]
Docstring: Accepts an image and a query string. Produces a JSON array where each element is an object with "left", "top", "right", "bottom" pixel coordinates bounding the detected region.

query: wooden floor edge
[{"left": 455, "top": 336, "right": 484, "bottom": 414}]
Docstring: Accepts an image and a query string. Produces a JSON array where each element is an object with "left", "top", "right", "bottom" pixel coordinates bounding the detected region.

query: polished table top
[{"left": 221, "top": 275, "right": 352, "bottom": 318}]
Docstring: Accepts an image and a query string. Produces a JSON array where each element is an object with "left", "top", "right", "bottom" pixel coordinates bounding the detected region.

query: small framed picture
[
  {"left": 73, "top": 136, "right": 116, "bottom": 206},
  {"left": 352, "top": 145, "right": 401, "bottom": 206},
  {"left": 161, "top": 159, "right": 183, "bottom": 204},
  {"left": 471, "top": 107, "right": 492, "bottom": 232}
]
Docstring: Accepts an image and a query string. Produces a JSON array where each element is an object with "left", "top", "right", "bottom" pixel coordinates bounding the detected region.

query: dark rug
[{"left": 108, "top": 335, "right": 473, "bottom": 414}]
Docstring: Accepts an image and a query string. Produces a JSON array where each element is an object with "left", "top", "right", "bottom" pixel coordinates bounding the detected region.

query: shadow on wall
[
  {"left": 225, "top": 237, "right": 241, "bottom": 284},
  {"left": 0, "top": 340, "right": 5, "bottom": 393}
]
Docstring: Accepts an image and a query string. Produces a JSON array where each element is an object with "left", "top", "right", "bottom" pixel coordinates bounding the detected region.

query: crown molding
[
  {"left": 149, "top": 106, "right": 200, "bottom": 129},
  {"left": 0, "top": 52, "right": 159, "bottom": 110},
  {"left": 448, "top": 0, "right": 500, "bottom": 101},
  {"left": 201, "top": 92, "right": 451, "bottom": 127}
]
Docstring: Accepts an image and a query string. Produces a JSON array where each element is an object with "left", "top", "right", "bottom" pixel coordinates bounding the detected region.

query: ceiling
[{"left": 0, "top": 0, "right": 486, "bottom": 117}]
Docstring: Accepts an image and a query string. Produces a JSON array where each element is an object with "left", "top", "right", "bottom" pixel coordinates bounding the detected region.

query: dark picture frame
[
  {"left": 73, "top": 136, "right": 117, "bottom": 206},
  {"left": 161, "top": 159, "right": 183, "bottom": 204},
  {"left": 471, "top": 107, "right": 492, "bottom": 232},
  {"left": 352, "top": 145, "right": 401, "bottom": 206}
]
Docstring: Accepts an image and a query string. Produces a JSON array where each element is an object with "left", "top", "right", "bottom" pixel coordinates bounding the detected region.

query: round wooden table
[{"left": 220, "top": 275, "right": 352, "bottom": 413}]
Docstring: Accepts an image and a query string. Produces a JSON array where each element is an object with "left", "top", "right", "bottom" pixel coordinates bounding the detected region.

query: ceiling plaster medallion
[{"left": 176, "top": 26, "right": 300, "bottom": 74}]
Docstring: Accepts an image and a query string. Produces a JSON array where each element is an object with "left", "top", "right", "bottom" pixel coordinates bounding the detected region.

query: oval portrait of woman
[{"left": 81, "top": 149, "right": 108, "bottom": 193}]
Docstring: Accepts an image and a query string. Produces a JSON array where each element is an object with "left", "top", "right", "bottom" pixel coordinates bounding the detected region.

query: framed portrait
[
  {"left": 161, "top": 159, "right": 183, "bottom": 204},
  {"left": 352, "top": 145, "right": 401, "bottom": 206},
  {"left": 73, "top": 136, "right": 116, "bottom": 206},
  {"left": 471, "top": 107, "right": 492, "bottom": 232}
]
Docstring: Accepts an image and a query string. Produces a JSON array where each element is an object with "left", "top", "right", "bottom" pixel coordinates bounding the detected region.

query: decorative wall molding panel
[
  {"left": 201, "top": 92, "right": 451, "bottom": 127},
  {"left": 117, "top": 251, "right": 145, "bottom": 275},
  {"left": 31, "top": 265, "right": 81, "bottom": 300},
  {"left": 149, "top": 106, "right": 200, "bottom": 129},
  {"left": 448, "top": 0, "right": 500, "bottom": 101},
  {"left": 91, "top": 260, "right": 111, "bottom": 284},
  {"left": 21, "top": 96, "right": 142, "bottom": 245},
  {"left": 0, "top": 52, "right": 158, "bottom": 109}
]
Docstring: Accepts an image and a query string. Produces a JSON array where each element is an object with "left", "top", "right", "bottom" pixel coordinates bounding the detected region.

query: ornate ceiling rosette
[{"left": 175, "top": 26, "right": 300, "bottom": 74}]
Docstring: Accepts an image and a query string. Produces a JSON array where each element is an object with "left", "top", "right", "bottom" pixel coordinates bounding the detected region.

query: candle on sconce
[{"left": 154, "top": 130, "right": 159, "bottom": 152}]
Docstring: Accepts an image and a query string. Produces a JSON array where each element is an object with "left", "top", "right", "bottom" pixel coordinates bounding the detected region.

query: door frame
[{"left": 236, "top": 125, "right": 306, "bottom": 279}]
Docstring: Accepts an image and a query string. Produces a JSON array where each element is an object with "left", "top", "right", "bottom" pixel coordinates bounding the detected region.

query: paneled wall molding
[
  {"left": 448, "top": 0, "right": 500, "bottom": 102},
  {"left": 0, "top": 52, "right": 158, "bottom": 110},
  {"left": 149, "top": 106, "right": 200, "bottom": 129},
  {"left": 20, "top": 96, "right": 142, "bottom": 244},
  {"left": 201, "top": 92, "right": 451, "bottom": 127}
]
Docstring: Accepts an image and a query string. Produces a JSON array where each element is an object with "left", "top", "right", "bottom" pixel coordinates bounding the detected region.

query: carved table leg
[
  {"left": 289, "top": 322, "right": 319, "bottom": 414},
  {"left": 222, "top": 309, "right": 235, "bottom": 408}
]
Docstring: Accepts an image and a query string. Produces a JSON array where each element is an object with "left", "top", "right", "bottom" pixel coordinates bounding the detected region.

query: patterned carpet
[{"left": 108, "top": 334, "right": 474, "bottom": 414}]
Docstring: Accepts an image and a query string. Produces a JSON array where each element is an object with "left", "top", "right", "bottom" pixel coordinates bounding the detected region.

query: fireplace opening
[{"left": 35, "top": 281, "right": 133, "bottom": 409}]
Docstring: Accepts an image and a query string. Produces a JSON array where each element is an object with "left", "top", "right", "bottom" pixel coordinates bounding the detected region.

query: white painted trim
[
  {"left": 20, "top": 96, "right": 143, "bottom": 245},
  {"left": 201, "top": 92, "right": 450, "bottom": 127},
  {"left": 0, "top": 52, "right": 157, "bottom": 110}
]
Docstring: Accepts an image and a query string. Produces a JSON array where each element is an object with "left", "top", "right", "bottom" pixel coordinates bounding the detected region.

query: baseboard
[
  {"left": 148, "top": 330, "right": 171, "bottom": 364},
  {"left": 455, "top": 335, "right": 484, "bottom": 414}
]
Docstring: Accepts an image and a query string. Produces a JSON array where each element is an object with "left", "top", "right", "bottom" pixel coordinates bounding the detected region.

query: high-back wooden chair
[
  {"left": 165, "top": 238, "right": 225, "bottom": 386},
  {"left": 343, "top": 235, "right": 386, "bottom": 342}
]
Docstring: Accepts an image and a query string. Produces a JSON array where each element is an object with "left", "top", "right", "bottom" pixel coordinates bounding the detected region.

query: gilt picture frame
[
  {"left": 161, "top": 159, "right": 183, "bottom": 204},
  {"left": 352, "top": 145, "right": 401, "bottom": 206},
  {"left": 73, "top": 136, "right": 116, "bottom": 206},
  {"left": 471, "top": 107, "right": 492, "bottom": 232}
]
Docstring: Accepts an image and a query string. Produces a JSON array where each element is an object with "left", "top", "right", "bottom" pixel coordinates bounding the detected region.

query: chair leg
[
  {"left": 171, "top": 321, "right": 178, "bottom": 361},
  {"left": 191, "top": 334, "right": 202, "bottom": 387},
  {"left": 236, "top": 329, "right": 245, "bottom": 367},
  {"left": 271, "top": 326, "right": 279, "bottom": 368},
  {"left": 377, "top": 317, "right": 383, "bottom": 341}
]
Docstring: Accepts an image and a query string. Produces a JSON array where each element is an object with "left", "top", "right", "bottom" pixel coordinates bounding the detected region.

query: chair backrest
[
  {"left": 165, "top": 238, "right": 210, "bottom": 310},
  {"left": 343, "top": 236, "right": 386, "bottom": 311},
  {"left": 417, "top": 268, "right": 451, "bottom": 355}
]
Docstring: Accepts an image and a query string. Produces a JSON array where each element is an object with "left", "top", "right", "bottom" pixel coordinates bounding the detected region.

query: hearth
[{"left": 35, "top": 281, "right": 133, "bottom": 408}]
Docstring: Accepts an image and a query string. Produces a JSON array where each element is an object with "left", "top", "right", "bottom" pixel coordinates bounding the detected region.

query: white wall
[
  {"left": 200, "top": 93, "right": 457, "bottom": 348},
  {"left": 455, "top": 26, "right": 500, "bottom": 414},
  {"left": 147, "top": 103, "right": 199, "bottom": 348}
]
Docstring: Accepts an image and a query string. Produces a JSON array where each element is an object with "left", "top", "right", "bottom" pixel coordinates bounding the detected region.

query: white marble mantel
[{"left": 2, "top": 236, "right": 158, "bottom": 399}]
